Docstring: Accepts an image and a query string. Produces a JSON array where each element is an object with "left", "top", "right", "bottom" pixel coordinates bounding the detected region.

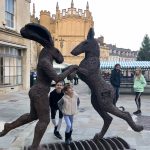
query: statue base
[{"left": 24, "top": 136, "right": 134, "bottom": 150}]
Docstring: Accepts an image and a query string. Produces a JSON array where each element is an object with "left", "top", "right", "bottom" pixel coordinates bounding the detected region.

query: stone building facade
[
  {"left": 39, "top": 0, "right": 94, "bottom": 64},
  {"left": 96, "top": 36, "right": 110, "bottom": 61},
  {"left": 30, "top": 3, "right": 40, "bottom": 71},
  {"left": 0, "top": 0, "right": 31, "bottom": 94},
  {"left": 30, "top": 1, "right": 138, "bottom": 70},
  {"left": 96, "top": 36, "right": 138, "bottom": 62},
  {"left": 30, "top": 1, "right": 114, "bottom": 67},
  {"left": 107, "top": 44, "right": 138, "bottom": 61}
]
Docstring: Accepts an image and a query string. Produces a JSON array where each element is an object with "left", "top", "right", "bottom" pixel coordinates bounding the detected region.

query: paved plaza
[{"left": 0, "top": 81, "right": 150, "bottom": 150}]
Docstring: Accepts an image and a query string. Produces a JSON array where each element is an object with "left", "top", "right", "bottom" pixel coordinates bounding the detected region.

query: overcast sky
[{"left": 31, "top": 0, "right": 150, "bottom": 51}]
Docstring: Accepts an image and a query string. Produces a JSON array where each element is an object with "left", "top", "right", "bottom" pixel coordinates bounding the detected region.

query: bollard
[{"left": 24, "top": 136, "right": 134, "bottom": 150}]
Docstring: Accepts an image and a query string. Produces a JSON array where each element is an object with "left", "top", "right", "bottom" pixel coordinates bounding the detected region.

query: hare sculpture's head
[
  {"left": 71, "top": 28, "right": 100, "bottom": 58},
  {"left": 20, "top": 23, "right": 64, "bottom": 64}
]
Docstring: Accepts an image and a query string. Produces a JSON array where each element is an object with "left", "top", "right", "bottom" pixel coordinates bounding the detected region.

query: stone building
[
  {"left": 30, "top": 1, "right": 111, "bottom": 67},
  {"left": 30, "top": 1, "right": 138, "bottom": 71},
  {"left": 107, "top": 44, "right": 138, "bottom": 61},
  {"left": 39, "top": 0, "right": 94, "bottom": 64},
  {"left": 96, "top": 36, "right": 138, "bottom": 62},
  {"left": 97, "top": 36, "right": 110, "bottom": 61},
  {"left": 30, "top": 3, "right": 40, "bottom": 71},
  {"left": 0, "top": 0, "right": 31, "bottom": 94}
]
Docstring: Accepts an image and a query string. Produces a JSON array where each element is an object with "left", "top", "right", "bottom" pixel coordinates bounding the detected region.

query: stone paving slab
[{"left": 0, "top": 81, "right": 150, "bottom": 150}]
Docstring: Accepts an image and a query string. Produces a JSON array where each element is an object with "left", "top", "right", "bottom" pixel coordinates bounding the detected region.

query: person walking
[
  {"left": 73, "top": 74, "right": 79, "bottom": 85},
  {"left": 110, "top": 63, "right": 122, "bottom": 106},
  {"left": 133, "top": 68, "right": 147, "bottom": 115},
  {"left": 49, "top": 82, "right": 64, "bottom": 139},
  {"left": 58, "top": 84, "right": 80, "bottom": 145}
]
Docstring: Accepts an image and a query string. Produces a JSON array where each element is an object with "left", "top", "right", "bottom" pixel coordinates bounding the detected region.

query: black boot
[
  {"left": 65, "top": 132, "right": 71, "bottom": 145},
  {"left": 133, "top": 110, "right": 141, "bottom": 115},
  {"left": 54, "top": 131, "right": 63, "bottom": 139},
  {"left": 69, "top": 130, "right": 72, "bottom": 141},
  {"left": 54, "top": 126, "right": 57, "bottom": 134}
]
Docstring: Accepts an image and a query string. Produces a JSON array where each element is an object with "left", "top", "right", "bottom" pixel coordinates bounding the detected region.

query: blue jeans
[
  {"left": 64, "top": 115, "right": 73, "bottom": 133},
  {"left": 113, "top": 87, "right": 120, "bottom": 105}
]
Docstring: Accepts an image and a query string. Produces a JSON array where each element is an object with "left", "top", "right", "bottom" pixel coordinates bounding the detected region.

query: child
[
  {"left": 133, "top": 68, "right": 147, "bottom": 115},
  {"left": 58, "top": 84, "right": 80, "bottom": 145},
  {"left": 49, "top": 82, "right": 64, "bottom": 139}
]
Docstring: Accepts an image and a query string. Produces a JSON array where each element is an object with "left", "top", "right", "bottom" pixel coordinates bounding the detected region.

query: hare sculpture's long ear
[
  {"left": 87, "top": 27, "right": 95, "bottom": 40},
  {"left": 20, "top": 23, "right": 54, "bottom": 48}
]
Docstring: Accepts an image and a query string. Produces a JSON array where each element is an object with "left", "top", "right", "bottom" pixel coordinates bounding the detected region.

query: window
[
  {"left": 73, "top": 8, "right": 76, "bottom": 15},
  {"left": 78, "top": 9, "right": 82, "bottom": 16},
  {"left": 62, "top": 9, "right": 66, "bottom": 16},
  {"left": 68, "top": 8, "right": 71, "bottom": 15},
  {"left": 5, "top": 0, "right": 14, "bottom": 28},
  {"left": 0, "top": 46, "right": 22, "bottom": 86}
]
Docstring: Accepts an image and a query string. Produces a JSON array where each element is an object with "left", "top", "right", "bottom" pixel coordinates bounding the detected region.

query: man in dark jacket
[
  {"left": 74, "top": 74, "right": 79, "bottom": 85},
  {"left": 49, "top": 82, "right": 64, "bottom": 139},
  {"left": 110, "top": 64, "right": 121, "bottom": 105}
]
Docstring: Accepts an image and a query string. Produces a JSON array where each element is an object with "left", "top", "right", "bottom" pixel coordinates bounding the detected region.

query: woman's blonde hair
[{"left": 135, "top": 67, "right": 142, "bottom": 78}]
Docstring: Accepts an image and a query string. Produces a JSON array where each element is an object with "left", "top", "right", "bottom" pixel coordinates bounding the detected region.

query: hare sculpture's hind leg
[
  {"left": 91, "top": 95, "right": 113, "bottom": 139},
  {"left": 106, "top": 104, "right": 143, "bottom": 132}
]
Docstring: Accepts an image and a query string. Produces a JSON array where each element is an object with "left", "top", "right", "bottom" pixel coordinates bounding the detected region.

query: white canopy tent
[{"left": 100, "top": 61, "right": 150, "bottom": 70}]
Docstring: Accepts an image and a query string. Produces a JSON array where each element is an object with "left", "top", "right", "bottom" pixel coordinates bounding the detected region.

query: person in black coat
[
  {"left": 73, "top": 74, "right": 79, "bottom": 85},
  {"left": 49, "top": 82, "right": 64, "bottom": 139},
  {"left": 110, "top": 64, "right": 122, "bottom": 105}
]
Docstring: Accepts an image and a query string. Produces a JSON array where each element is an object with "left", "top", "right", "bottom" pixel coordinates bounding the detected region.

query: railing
[{"left": 104, "top": 77, "right": 150, "bottom": 94}]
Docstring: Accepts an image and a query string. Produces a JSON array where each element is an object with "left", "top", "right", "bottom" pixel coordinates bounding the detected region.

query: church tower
[{"left": 40, "top": 1, "right": 94, "bottom": 64}]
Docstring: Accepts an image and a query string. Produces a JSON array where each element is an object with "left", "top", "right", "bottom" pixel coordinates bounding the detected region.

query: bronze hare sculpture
[
  {"left": 0, "top": 23, "right": 78, "bottom": 150},
  {"left": 70, "top": 28, "right": 143, "bottom": 140}
]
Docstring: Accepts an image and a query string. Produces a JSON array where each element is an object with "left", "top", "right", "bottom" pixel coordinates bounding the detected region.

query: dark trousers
[
  {"left": 74, "top": 78, "right": 78, "bottom": 85},
  {"left": 135, "top": 92, "right": 142, "bottom": 110},
  {"left": 51, "top": 108, "right": 63, "bottom": 119},
  {"left": 113, "top": 87, "right": 120, "bottom": 105}
]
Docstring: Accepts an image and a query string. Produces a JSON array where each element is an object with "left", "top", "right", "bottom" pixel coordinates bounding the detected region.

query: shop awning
[{"left": 100, "top": 61, "right": 150, "bottom": 69}]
